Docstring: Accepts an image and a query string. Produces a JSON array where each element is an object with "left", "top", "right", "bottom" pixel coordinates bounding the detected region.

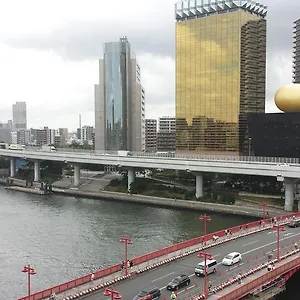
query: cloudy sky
[{"left": 0, "top": 0, "right": 299, "bottom": 130}]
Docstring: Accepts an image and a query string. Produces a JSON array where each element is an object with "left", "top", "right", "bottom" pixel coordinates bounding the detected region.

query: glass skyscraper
[
  {"left": 293, "top": 18, "right": 300, "bottom": 84},
  {"left": 95, "top": 37, "right": 145, "bottom": 151},
  {"left": 175, "top": 0, "right": 267, "bottom": 154}
]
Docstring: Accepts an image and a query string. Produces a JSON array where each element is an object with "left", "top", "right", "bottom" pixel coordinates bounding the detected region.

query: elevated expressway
[
  {"left": 0, "top": 149, "right": 300, "bottom": 211},
  {"left": 18, "top": 213, "right": 300, "bottom": 300}
]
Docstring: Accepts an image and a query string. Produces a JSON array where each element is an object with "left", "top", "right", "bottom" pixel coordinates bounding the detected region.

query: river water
[{"left": 0, "top": 187, "right": 256, "bottom": 299}]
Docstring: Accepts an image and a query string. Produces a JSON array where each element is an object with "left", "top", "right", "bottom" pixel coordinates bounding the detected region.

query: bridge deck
[{"left": 50, "top": 221, "right": 300, "bottom": 300}]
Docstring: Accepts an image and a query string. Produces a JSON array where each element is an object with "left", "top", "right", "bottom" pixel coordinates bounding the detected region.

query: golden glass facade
[{"left": 176, "top": 6, "right": 267, "bottom": 154}]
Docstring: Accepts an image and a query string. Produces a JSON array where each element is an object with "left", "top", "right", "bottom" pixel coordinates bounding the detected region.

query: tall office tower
[
  {"left": 12, "top": 102, "right": 27, "bottom": 131},
  {"left": 293, "top": 18, "right": 300, "bottom": 83},
  {"left": 157, "top": 116, "right": 176, "bottom": 151},
  {"left": 95, "top": 37, "right": 145, "bottom": 152},
  {"left": 145, "top": 119, "right": 157, "bottom": 152},
  {"left": 175, "top": 0, "right": 267, "bottom": 154}
]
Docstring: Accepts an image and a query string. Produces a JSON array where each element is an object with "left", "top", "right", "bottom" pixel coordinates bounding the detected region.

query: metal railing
[
  {"left": 14, "top": 147, "right": 300, "bottom": 164},
  {"left": 17, "top": 212, "right": 300, "bottom": 300}
]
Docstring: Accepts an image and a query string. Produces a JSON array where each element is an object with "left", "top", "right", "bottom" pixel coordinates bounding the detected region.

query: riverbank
[
  {"left": 0, "top": 177, "right": 285, "bottom": 217},
  {"left": 52, "top": 187, "right": 285, "bottom": 217}
]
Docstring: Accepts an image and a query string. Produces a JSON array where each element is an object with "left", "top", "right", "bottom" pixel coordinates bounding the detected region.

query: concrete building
[
  {"left": 293, "top": 18, "right": 300, "bottom": 84},
  {"left": 81, "top": 126, "right": 94, "bottom": 144},
  {"left": 145, "top": 119, "right": 157, "bottom": 152},
  {"left": 95, "top": 37, "right": 145, "bottom": 152},
  {"left": 12, "top": 102, "right": 27, "bottom": 131},
  {"left": 157, "top": 117, "right": 176, "bottom": 152},
  {"left": 17, "top": 129, "right": 31, "bottom": 145},
  {"left": 36, "top": 127, "right": 55, "bottom": 146},
  {"left": 0, "top": 122, "right": 12, "bottom": 143},
  {"left": 175, "top": 0, "right": 267, "bottom": 154}
]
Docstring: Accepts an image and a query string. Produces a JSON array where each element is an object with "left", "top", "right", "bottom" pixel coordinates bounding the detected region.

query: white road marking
[
  {"left": 242, "top": 240, "right": 258, "bottom": 247},
  {"left": 152, "top": 272, "right": 174, "bottom": 282},
  {"left": 158, "top": 231, "right": 300, "bottom": 292}
]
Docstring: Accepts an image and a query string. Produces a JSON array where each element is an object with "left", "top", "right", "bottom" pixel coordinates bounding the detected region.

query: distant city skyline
[{"left": 0, "top": 0, "right": 299, "bottom": 130}]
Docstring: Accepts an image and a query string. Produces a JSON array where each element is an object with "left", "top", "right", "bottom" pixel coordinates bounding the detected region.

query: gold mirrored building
[{"left": 175, "top": 0, "right": 267, "bottom": 154}]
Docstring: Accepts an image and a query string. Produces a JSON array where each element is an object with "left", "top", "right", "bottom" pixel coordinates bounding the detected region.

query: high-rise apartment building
[
  {"left": 293, "top": 18, "right": 300, "bottom": 84},
  {"left": 157, "top": 116, "right": 176, "bottom": 151},
  {"left": 175, "top": 0, "right": 267, "bottom": 154},
  {"left": 95, "top": 37, "right": 145, "bottom": 152},
  {"left": 12, "top": 102, "right": 27, "bottom": 131},
  {"left": 81, "top": 125, "right": 94, "bottom": 143},
  {"left": 145, "top": 119, "right": 157, "bottom": 152}
]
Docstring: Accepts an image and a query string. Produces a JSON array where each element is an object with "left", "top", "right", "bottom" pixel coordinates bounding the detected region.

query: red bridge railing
[
  {"left": 18, "top": 212, "right": 300, "bottom": 300},
  {"left": 218, "top": 255, "right": 300, "bottom": 299}
]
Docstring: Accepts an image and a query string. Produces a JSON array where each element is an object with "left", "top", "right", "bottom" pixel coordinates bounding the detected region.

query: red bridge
[{"left": 19, "top": 212, "right": 300, "bottom": 300}]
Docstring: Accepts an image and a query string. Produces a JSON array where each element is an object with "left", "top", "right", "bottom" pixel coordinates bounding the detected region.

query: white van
[{"left": 195, "top": 259, "right": 217, "bottom": 276}]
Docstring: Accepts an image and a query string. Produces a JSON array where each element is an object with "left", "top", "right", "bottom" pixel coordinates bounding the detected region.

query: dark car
[
  {"left": 167, "top": 274, "right": 191, "bottom": 291},
  {"left": 133, "top": 287, "right": 161, "bottom": 300},
  {"left": 288, "top": 220, "right": 300, "bottom": 228}
]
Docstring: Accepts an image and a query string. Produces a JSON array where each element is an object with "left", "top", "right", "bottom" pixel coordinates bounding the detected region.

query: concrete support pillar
[
  {"left": 34, "top": 160, "right": 41, "bottom": 182},
  {"left": 128, "top": 168, "right": 135, "bottom": 192},
  {"left": 195, "top": 173, "right": 203, "bottom": 198},
  {"left": 284, "top": 178, "right": 294, "bottom": 212},
  {"left": 10, "top": 158, "right": 16, "bottom": 177},
  {"left": 74, "top": 164, "right": 81, "bottom": 187}
]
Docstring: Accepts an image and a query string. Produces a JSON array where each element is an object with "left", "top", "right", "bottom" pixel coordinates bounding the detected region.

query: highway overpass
[
  {"left": 17, "top": 213, "right": 300, "bottom": 300},
  {"left": 0, "top": 148, "right": 299, "bottom": 211}
]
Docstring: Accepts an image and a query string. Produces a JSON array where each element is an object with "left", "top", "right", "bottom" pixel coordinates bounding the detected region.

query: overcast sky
[{"left": 0, "top": 0, "right": 299, "bottom": 130}]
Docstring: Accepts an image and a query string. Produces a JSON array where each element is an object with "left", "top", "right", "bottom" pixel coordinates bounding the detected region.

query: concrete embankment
[
  {"left": 0, "top": 177, "right": 285, "bottom": 217},
  {"left": 52, "top": 188, "right": 284, "bottom": 218}
]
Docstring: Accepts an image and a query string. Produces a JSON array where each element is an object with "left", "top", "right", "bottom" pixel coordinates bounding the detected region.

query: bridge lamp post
[
  {"left": 260, "top": 202, "right": 269, "bottom": 221},
  {"left": 272, "top": 225, "right": 285, "bottom": 260},
  {"left": 200, "top": 214, "right": 211, "bottom": 246},
  {"left": 103, "top": 288, "right": 122, "bottom": 300},
  {"left": 22, "top": 264, "right": 36, "bottom": 300},
  {"left": 198, "top": 251, "right": 213, "bottom": 299},
  {"left": 120, "top": 237, "right": 133, "bottom": 276}
]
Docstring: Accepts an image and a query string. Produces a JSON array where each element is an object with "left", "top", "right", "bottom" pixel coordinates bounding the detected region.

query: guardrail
[
  {"left": 217, "top": 255, "right": 300, "bottom": 300},
  {"left": 12, "top": 147, "right": 300, "bottom": 164},
  {"left": 17, "top": 212, "right": 300, "bottom": 300}
]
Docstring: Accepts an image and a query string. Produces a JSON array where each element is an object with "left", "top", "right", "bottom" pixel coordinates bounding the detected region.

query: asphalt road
[{"left": 85, "top": 225, "right": 300, "bottom": 300}]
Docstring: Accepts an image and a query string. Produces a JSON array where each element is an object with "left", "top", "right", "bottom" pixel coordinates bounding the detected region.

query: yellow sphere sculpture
[{"left": 275, "top": 84, "right": 300, "bottom": 112}]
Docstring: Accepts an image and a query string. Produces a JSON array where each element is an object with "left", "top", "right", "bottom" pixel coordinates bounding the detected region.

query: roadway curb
[{"left": 60, "top": 222, "right": 285, "bottom": 300}]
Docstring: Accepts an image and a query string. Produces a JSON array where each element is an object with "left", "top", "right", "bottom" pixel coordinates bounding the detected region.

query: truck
[
  {"left": 117, "top": 150, "right": 130, "bottom": 156},
  {"left": 41, "top": 145, "right": 57, "bottom": 152},
  {"left": 8, "top": 144, "right": 25, "bottom": 150}
]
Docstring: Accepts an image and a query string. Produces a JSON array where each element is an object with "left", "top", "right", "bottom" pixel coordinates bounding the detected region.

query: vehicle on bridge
[
  {"left": 221, "top": 252, "right": 242, "bottom": 266},
  {"left": 167, "top": 274, "right": 191, "bottom": 291},
  {"left": 195, "top": 259, "right": 218, "bottom": 276},
  {"left": 41, "top": 145, "right": 56, "bottom": 152},
  {"left": 288, "top": 219, "right": 300, "bottom": 228},
  {"left": 133, "top": 286, "right": 161, "bottom": 300},
  {"left": 8, "top": 144, "right": 25, "bottom": 150}
]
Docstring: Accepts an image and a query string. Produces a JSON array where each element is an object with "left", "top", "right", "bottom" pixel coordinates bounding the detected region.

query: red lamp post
[
  {"left": 260, "top": 202, "right": 269, "bottom": 220},
  {"left": 272, "top": 224, "right": 285, "bottom": 260},
  {"left": 200, "top": 214, "right": 211, "bottom": 246},
  {"left": 120, "top": 237, "right": 133, "bottom": 276},
  {"left": 22, "top": 265, "right": 36, "bottom": 300},
  {"left": 103, "top": 288, "right": 122, "bottom": 300},
  {"left": 198, "top": 251, "right": 213, "bottom": 299}
]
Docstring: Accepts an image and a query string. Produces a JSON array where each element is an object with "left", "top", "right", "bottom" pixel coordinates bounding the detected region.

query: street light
[
  {"left": 103, "top": 288, "right": 122, "bottom": 300},
  {"left": 120, "top": 237, "right": 133, "bottom": 276},
  {"left": 272, "top": 224, "right": 285, "bottom": 260},
  {"left": 22, "top": 265, "right": 36, "bottom": 300},
  {"left": 198, "top": 251, "right": 213, "bottom": 299},
  {"left": 200, "top": 214, "right": 211, "bottom": 246},
  {"left": 260, "top": 202, "right": 269, "bottom": 221}
]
